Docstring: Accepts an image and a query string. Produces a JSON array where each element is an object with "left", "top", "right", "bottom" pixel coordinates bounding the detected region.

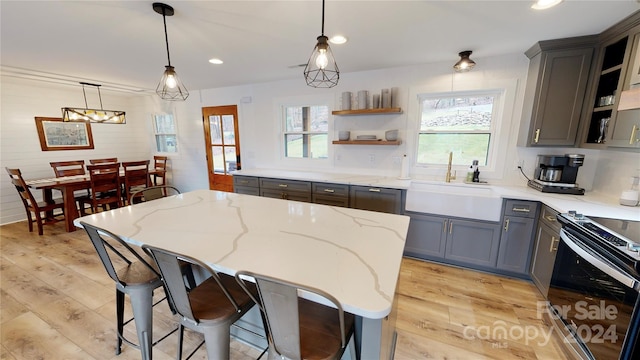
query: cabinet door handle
[
  {"left": 504, "top": 218, "right": 510, "bottom": 232},
  {"left": 449, "top": 221, "right": 453, "bottom": 234},
  {"left": 442, "top": 219, "right": 448, "bottom": 233},
  {"left": 545, "top": 215, "right": 557, "bottom": 222},
  {"left": 512, "top": 207, "right": 530, "bottom": 213},
  {"left": 549, "top": 236, "right": 559, "bottom": 252},
  {"left": 278, "top": 184, "right": 288, "bottom": 188},
  {"left": 368, "top": 188, "right": 381, "bottom": 192},
  {"left": 323, "top": 188, "right": 335, "bottom": 193},
  {"left": 534, "top": 128, "right": 541, "bottom": 143},
  {"left": 630, "top": 125, "right": 638, "bottom": 145},
  {"left": 239, "top": 180, "right": 248, "bottom": 184}
]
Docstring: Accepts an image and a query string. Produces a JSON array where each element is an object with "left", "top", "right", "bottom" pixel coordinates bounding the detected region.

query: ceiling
[{"left": 1, "top": 1, "right": 639, "bottom": 94}]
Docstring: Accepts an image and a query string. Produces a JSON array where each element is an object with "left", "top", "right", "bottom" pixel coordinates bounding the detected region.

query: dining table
[
  {"left": 73, "top": 189, "right": 410, "bottom": 359},
  {"left": 26, "top": 168, "right": 165, "bottom": 232}
]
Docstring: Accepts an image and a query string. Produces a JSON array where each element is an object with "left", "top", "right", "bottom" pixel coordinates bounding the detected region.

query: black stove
[{"left": 558, "top": 212, "right": 640, "bottom": 277}]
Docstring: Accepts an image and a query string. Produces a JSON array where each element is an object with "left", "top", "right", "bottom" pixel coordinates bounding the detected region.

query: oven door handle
[{"left": 560, "top": 229, "right": 640, "bottom": 291}]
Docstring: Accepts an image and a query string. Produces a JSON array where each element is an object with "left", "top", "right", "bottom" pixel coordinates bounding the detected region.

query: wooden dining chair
[
  {"left": 122, "top": 160, "right": 150, "bottom": 205},
  {"left": 129, "top": 185, "right": 180, "bottom": 204},
  {"left": 89, "top": 157, "right": 118, "bottom": 165},
  {"left": 152, "top": 156, "right": 168, "bottom": 186},
  {"left": 235, "top": 271, "right": 358, "bottom": 360},
  {"left": 143, "top": 245, "right": 257, "bottom": 360},
  {"left": 49, "top": 160, "right": 92, "bottom": 215},
  {"left": 5, "top": 167, "right": 65, "bottom": 235},
  {"left": 86, "top": 162, "right": 123, "bottom": 213}
]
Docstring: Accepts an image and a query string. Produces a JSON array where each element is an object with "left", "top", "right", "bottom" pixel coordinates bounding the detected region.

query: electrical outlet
[
  {"left": 514, "top": 160, "right": 524, "bottom": 170},
  {"left": 392, "top": 156, "right": 401, "bottom": 165},
  {"left": 369, "top": 154, "right": 376, "bottom": 164}
]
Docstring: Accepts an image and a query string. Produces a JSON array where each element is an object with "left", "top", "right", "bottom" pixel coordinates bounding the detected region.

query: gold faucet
[{"left": 445, "top": 151, "right": 456, "bottom": 182}]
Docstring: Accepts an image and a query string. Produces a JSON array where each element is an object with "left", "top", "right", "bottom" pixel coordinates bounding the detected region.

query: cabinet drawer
[
  {"left": 349, "top": 186, "right": 403, "bottom": 214},
  {"left": 234, "top": 186, "right": 260, "bottom": 196},
  {"left": 312, "top": 194, "right": 349, "bottom": 207},
  {"left": 260, "top": 189, "right": 312, "bottom": 203},
  {"left": 312, "top": 182, "right": 349, "bottom": 196},
  {"left": 503, "top": 199, "right": 539, "bottom": 218},
  {"left": 539, "top": 205, "right": 561, "bottom": 232},
  {"left": 260, "top": 178, "right": 311, "bottom": 192},
  {"left": 233, "top": 176, "right": 259, "bottom": 188}
]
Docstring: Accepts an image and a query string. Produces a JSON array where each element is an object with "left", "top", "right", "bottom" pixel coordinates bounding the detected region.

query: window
[
  {"left": 416, "top": 92, "right": 499, "bottom": 166},
  {"left": 153, "top": 114, "right": 177, "bottom": 153},
  {"left": 283, "top": 105, "right": 328, "bottom": 159}
]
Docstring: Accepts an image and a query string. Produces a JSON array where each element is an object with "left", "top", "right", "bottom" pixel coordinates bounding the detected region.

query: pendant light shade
[
  {"left": 304, "top": 0, "right": 339, "bottom": 88},
  {"left": 453, "top": 50, "right": 476, "bottom": 72},
  {"left": 154, "top": 3, "right": 189, "bottom": 101}
]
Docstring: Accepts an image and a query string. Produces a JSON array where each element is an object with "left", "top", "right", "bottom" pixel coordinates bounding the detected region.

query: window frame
[
  {"left": 152, "top": 113, "right": 178, "bottom": 154},
  {"left": 279, "top": 97, "right": 332, "bottom": 164},
  {"left": 407, "top": 79, "right": 517, "bottom": 180}
]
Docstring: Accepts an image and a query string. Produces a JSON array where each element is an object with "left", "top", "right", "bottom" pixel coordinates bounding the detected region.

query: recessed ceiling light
[
  {"left": 329, "top": 35, "right": 348, "bottom": 45},
  {"left": 531, "top": 0, "right": 563, "bottom": 10},
  {"left": 208, "top": 58, "right": 224, "bottom": 65}
]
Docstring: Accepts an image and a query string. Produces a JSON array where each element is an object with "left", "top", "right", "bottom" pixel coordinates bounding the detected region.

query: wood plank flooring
[{"left": 0, "top": 221, "right": 568, "bottom": 359}]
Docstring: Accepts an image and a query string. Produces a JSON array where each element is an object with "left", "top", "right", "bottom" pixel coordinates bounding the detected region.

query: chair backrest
[
  {"left": 50, "top": 160, "right": 86, "bottom": 177},
  {"left": 123, "top": 160, "right": 150, "bottom": 203},
  {"left": 5, "top": 167, "right": 37, "bottom": 210},
  {"left": 129, "top": 185, "right": 180, "bottom": 204},
  {"left": 89, "top": 157, "right": 118, "bottom": 165},
  {"left": 153, "top": 156, "right": 168, "bottom": 171},
  {"left": 143, "top": 245, "right": 241, "bottom": 323},
  {"left": 235, "top": 271, "right": 348, "bottom": 359},
  {"left": 80, "top": 221, "right": 158, "bottom": 286},
  {"left": 86, "top": 162, "right": 122, "bottom": 208}
]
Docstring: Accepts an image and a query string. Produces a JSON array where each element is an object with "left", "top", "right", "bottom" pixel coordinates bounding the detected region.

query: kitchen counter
[{"left": 233, "top": 169, "right": 640, "bottom": 222}]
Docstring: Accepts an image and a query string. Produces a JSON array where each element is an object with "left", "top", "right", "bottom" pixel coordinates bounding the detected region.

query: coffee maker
[{"left": 527, "top": 154, "right": 585, "bottom": 195}]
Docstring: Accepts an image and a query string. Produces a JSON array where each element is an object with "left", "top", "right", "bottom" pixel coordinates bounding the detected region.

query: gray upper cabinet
[{"left": 519, "top": 36, "right": 596, "bottom": 147}]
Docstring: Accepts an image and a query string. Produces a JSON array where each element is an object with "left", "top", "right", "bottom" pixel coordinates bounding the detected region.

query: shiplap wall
[{"left": 0, "top": 77, "right": 152, "bottom": 225}]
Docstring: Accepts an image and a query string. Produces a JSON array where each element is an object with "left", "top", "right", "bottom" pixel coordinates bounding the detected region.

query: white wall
[{"left": 2, "top": 53, "right": 638, "bottom": 226}]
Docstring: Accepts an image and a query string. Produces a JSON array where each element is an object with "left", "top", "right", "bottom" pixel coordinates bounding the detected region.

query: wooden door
[{"left": 202, "top": 105, "right": 241, "bottom": 192}]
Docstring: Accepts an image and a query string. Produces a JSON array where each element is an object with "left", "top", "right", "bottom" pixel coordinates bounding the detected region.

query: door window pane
[
  {"left": 222, "top": 115, "right": 236, "bottom": 145},
  {"left": 209, "top": 115, "right": 222, "bottom": 145}
]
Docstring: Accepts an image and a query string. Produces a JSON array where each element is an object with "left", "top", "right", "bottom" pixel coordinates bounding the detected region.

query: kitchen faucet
[{"left": 445, "top": 151, "right": 456, "bottom": 183}]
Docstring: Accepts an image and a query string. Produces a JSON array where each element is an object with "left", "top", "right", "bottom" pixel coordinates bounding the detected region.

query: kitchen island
[{"left": 74, "top": 189, "right": 410, "bottom": 359}]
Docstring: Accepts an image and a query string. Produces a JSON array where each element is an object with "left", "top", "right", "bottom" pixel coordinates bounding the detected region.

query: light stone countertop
[
  {"left": 74, "top": 189, "right": 410, "bottom": 319},
  {"left": 233, "top": 169, "right": 640, "bottom": 222}
]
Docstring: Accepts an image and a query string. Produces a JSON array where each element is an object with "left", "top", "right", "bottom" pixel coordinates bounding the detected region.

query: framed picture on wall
[{"left": 35, "top": 117, "right": 94, "bottom": 151}]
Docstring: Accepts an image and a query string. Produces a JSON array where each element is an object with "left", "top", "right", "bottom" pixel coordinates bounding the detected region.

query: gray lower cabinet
[
  {"left": 350, "top": 185, "right": 403, "bottom": 214},
  {"left": 445, "top": 219, "right": 501, "bottom": 268},
  {"left": 312, "top": 182, "right": 349, "bottom": 207},
  {"left": 233, "top": 175, "right": 260, "bottom": 196},
  {"left": 259, "top": 178, "right": 312, "bottom": 202},
  {"left": 404, "top": 213, "right": 447, "bottom": 259},
  {"left": 530, "top": 205, "right": 561, "bottom": 298},
  {"left": 496, "top": 200, "right": 539, "bottom": 276},
  {"left": 404, "top": 212, "right": 501, "bottom": 269}
]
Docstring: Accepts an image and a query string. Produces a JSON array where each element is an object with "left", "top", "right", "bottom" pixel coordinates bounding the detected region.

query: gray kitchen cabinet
[
  {"left": 259, "top": 178, "right": 312, "bottom": 202},
  {"left": 404, "top": 212, "right": 447, "bottom": 260},
  {"left": 519, "top": 36, "right": 596, "bottom": 146},
  {"left": 233, "top": 175, "right": 260, "bottom": 196},
  {"left": 496, "top": 200, "right": 540, "bottom": 276},
  {"left": 530, "top": 205, "right": 561, "bottom": 298},
  {"left": 445, "top": 219, "right": 501, "bottom": 268},
  {"left": 350, "top": 185, "right": 403, "bottom": 214},
  {"left": 312, "top": 182, "right": 349, "bottom": 207}
]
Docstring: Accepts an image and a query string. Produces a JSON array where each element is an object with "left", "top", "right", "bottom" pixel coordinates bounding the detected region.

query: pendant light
[
  {"left": 453, "top": 51, "right": 476, "bottom": 72},
  {"left": 153, "top": 2, "right": 189, "bottom": 101},
  {"left": 304, "top": 0, "right": 339, "bottom": 88},
  {"left": 62, "top": 82, "right": 126, "bottom": 124}
]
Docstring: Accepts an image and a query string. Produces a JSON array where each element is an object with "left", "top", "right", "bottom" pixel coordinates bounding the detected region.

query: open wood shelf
[
  {"left": 332, "top": 140, "right": 402, "bottom": 145},
  {"left": 331, "top": 108, "right": 402, "bottom": 116}
]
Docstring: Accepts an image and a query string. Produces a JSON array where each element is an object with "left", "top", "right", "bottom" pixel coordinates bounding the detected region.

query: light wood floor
[{"left": 0, "top": 221, "right": 568, "bottom": 359}]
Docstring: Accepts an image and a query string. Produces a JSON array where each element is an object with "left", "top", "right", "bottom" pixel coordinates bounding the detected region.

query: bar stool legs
[{"left": 114, "top": 284, "right": 157, "bottom": 360}]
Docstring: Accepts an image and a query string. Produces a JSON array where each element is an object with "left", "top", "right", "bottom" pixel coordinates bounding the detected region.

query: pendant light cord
[
  {"left": 321, "top": 0, "right": 325, "bottom": 36},
  {"left": 162, "top": 8, "right": 172, "bottom": 66}
]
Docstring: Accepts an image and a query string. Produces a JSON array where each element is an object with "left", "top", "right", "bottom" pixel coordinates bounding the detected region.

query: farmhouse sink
[{"left": 405, "top": 181, "right": 503, "bottom": 222}]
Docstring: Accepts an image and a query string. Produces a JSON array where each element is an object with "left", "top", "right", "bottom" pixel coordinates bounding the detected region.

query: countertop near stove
[{"left": 232, "top": 169, "right": 640, "bottom": 222}]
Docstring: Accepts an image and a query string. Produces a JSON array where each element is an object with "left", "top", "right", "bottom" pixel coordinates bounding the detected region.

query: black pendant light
[
  {"left": 154, "top": 2, "right": 189, "bottom": 101},
  {"left": 304, "top": 0, "right": 339, "bottom": 88},
  {"left": 453, "top": 51, "right": 476, "bottom": 72}
]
